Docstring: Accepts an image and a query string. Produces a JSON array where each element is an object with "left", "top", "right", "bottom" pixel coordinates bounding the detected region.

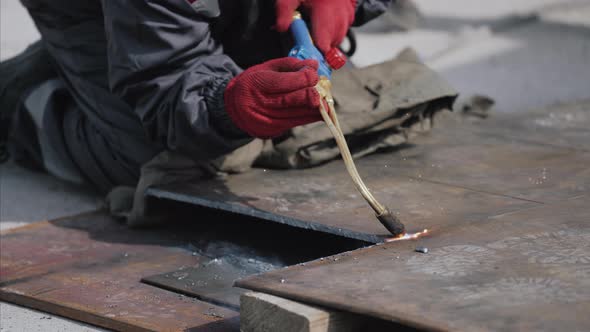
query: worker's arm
[
  {"left": 102, "top": 0, "right": 323, "bottom": 158},
  {"left": 276, "top": 0, "right": 394, "bottom": 53},
  {"left": 101, "top": 0, "right": 249, "bottom": 161},
  {"left": 101, "top": 0, "right": 249, "bottom": 160}
]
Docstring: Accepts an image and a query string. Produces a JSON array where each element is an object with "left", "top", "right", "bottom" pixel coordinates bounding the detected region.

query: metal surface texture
[
  {"left": 237, "top": 196, "right": 590, "bottom": 332},
  {"left": 142, "top": 255, "right": 273, "bottom": 309},
  {"left": 3, "top": 102, "right": 588, "bottom": 331},
  {"left": 148, "top": 102, "right": 590, "bottom": 243},
  {"left": 234, "top": 101, "right": 590, "bottom": 331},
  {"left": 0, "top": 212, "right": 239, "bottom": 332},
  {"left": 474, "top": 100, "right": 590, "bottom": 153}
]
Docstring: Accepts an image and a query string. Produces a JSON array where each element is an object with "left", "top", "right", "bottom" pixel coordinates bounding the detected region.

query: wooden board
[
  {"left": 240, "top": 292, "right": 362, "bottom": 332},
  {"left": 239, "top": 292, "right": 414, "bottom": 332},
  {"left": 0, "top": 212, "right": 240, "bottom": 332}
]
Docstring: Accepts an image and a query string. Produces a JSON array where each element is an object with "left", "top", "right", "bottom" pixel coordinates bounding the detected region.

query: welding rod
[{"left": 315, "top": 79, "right": 406, "bottom": 237}]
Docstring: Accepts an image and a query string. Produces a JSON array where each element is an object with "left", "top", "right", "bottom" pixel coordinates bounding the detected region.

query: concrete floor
[{"left": 1, "top": 0, "right": 589, "bottom": 331}]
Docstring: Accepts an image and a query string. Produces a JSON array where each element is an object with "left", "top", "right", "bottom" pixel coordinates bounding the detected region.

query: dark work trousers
[{"left": 13, "top": 1, "right": 161, "bottom": 193}]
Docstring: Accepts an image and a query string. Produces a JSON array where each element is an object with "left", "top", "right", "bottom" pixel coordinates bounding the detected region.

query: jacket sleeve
[
  {"left": 353, "top": 0, "right": 394, "bottom": 26},
  {"left": 101, "top": 0, "right": 251, "bottom": 162}
]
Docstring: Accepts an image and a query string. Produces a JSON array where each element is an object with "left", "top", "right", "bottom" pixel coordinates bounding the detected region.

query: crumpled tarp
[
  {"left": 107, "top": 48, "right": 458, "bottom": 226},
  {"left": 255, "top": 48, "right": 457, "bottom": 169}
]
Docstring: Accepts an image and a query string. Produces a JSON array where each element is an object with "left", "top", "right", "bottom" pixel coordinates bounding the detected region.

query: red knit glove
[
  {"left": 224, "top": 57, "right": 323, "bottom": 139},
  {"left": 276, "top": 0, "right": 356, "bottom": 54}
]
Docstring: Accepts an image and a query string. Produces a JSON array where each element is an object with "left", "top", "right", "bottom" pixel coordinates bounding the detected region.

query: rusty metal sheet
[
  {"left": 237, "top": 196, "right": 590, "bottom": 332},
  {"left": 149, "top": 172, "right": 538, "bottom": 243},
  {"left": 376, "top": 112, "right": 590, "bottom": 204},
  {"left": 0, "top": 211, "right": 239, "bottom": 331},
  {"left": 142, "top": 256, "right": 269, "bottom": 309},
  {"left": 480, "top": 100, "right": 590, "bottom": 152},
  {"left": 149, "top": 104, "right": 589, "bottom": 242},
  {"left": 371, "top": 135, "right": 590, "bottom": 203}
]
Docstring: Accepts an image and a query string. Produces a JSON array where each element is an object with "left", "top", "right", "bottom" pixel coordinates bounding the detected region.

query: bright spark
[{"left": 385, "top": 229, "right": 429, "bottom": 243}]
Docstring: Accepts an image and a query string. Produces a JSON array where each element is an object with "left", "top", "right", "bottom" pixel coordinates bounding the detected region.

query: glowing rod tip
[{"left": 384, "top": 229, "right": 429, "bottom": 243}]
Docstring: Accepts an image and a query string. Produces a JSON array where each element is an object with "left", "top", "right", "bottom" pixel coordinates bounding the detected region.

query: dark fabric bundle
[{"left": 255, "top": 48, "right": 457, "bottom": 169}]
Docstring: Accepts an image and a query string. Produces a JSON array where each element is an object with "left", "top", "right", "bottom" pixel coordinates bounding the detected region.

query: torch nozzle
[{"left": 376, "top": 208, "right": 406, "bottom": 237}]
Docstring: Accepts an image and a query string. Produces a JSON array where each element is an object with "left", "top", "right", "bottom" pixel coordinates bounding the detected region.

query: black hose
[{"left": 340, "top": 29, "right": 357, "bottom": 57}]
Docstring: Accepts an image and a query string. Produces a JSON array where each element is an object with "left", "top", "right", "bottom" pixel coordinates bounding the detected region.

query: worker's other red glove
[
  {"left": 224, "top": 57, "right": 322, "bottom": 139},
  {"left": 276, "top": 0, "right": 356, "bottom": 54}
]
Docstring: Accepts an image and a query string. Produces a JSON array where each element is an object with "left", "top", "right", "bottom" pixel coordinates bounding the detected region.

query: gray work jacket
[{"left": 21, "top": 0, "right": 391, "bottom": 190}]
